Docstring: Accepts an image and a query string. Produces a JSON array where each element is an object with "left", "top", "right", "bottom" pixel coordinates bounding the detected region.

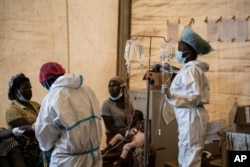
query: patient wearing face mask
[
  {"left": 102, "top": 76, "right": 156, "bottom": 167},
  {"left": 5, "top": 73, "right": 44, "bottom": 167}
]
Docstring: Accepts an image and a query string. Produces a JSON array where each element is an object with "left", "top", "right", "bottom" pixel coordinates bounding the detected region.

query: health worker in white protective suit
[
  {"left": 162, "top": 25, "right": 213, "bottom": 167},
  {"left": 35, "top": 62, "right": 102, "bottom": 167}
]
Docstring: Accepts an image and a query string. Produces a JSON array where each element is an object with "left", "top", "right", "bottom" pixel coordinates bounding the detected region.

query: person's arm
[
  {"left": 9, "top": 118, "right": 35, "bottom": 137},
  {"left": 0, "top": 127, "right": 25, "bottom": 139},
  {"left": 102, "top": 115, "right": 126, "bottom": 136},
  {"left": 35, "top": 109, "right": 60, "bottom": 151},
  {"left": 8, "top": 117, "right": 31, "bottom": 127},
  {"left": 0, "top": 128, "right": 14, "bottom": 139}
]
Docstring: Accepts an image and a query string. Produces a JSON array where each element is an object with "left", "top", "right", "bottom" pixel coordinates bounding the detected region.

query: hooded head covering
[
  {"left": 109, "top": 76, "right": 126, "bottom": 87},
  {"left": 180, "top": 25, "right": 213, "bottom": 55},
  {"left": 8, "top": 73, "right": 30, "bottom": 100},
  {"left": 39, "top": 62, "right": 66, "bottom": 83},
  {"left": 109, "top": 76, "right": 132, "bottom": 126}
]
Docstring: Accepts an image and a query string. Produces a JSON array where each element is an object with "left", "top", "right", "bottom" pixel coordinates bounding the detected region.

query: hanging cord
[
  {"left": 152, "top": 95, "right": 165, "bottom": 146},
  {"left": 153, "top": 74, "right": 172, "bottom": 143},
  {"left": 125, "top": 61, "right": 131, "bottom": 78},
  {"left": 124, "top": 85, "right": 133, "bottom": 127},
  {"left": 42, "top": 151, "right": 48, "bottom": 167},
  {"left": 155, "top": 43, "right": 174, "bottom": 140}
]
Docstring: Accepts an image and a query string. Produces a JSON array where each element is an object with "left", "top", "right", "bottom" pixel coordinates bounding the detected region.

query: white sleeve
[
  {"left": 168, "top": 67, "right": 202, "bottom": 108},
  {"left": 35, "top": 98, "right": 60, "bottom": 151}
]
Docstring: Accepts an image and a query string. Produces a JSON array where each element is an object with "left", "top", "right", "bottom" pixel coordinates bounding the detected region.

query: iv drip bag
[
  {"left": 135, "top": 41, "right": 144, "bottom": 67},
  {"left": 160, "top": 42, "right": 174, "bottom": 63},
  {"left": 124, "top": 39, "right": 135, "bottom": 78},
  {"left": 124, "top": 40, "right": 134, "bottom": 62},
  {"left": 160, "top": 42, "right": 168, "bottom": 63}
]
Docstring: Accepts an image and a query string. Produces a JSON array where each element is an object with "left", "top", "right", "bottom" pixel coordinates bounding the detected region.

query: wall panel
[
  {"left": 130, "top": 0, "right": 250, "bottom": 123},
  {"left": 0, "top": 0, "right": 118, "bottom": 130}
]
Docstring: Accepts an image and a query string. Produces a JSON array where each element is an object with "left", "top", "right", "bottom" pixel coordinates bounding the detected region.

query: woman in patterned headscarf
[
  {"left": 5, "top": 73, "right": 41, "bottom": 167},
  {"left": 101, "top": 76, "right": 135, "bottom": 166},
  {"left": 102, "top": 76, "right": 157, "bottom": 167}
]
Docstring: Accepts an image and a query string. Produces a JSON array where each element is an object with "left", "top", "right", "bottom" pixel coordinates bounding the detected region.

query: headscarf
[
  {"left": 8, "top": 73, "right": 29, "bottom": 100},
  {"left": 109, "top": 76, "right": 132, "bottom": 127},
  {"left": 109, "top": 76, "right": 126, "bottom": 87},
  {"left": 180, "top": 25, "right": 213, "bottom": 55}
]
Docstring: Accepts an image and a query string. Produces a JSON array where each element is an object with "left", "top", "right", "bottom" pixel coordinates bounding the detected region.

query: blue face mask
[{"left": 176, "top": 51, "right": 188, "bottom": 64}]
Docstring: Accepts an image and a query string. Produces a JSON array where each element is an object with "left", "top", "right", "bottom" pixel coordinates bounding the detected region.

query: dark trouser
[{"left": 0, "top": 146, "right": 26, "bottom": 167}]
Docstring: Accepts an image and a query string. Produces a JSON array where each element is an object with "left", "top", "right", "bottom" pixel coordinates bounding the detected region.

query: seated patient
[
  {"left": 5, "top": 73, "right": 41, "bottom": 167},
  {"left": 103, "top": 110, "right": 144, "bottom": 166},
  {"left": 0, "top": 127, "right": 26, "bottom": 167},
  {"left": 102, "top": 76, "right": 156, "bottom": 167}
]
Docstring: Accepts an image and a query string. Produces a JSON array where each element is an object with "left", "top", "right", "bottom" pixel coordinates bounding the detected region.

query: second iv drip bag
[
  {"left": 124, "top": 39, "right": 175, "bottom": 76},
  {"left": 124, "top": 39, "right": 145, "bottom": 68}
]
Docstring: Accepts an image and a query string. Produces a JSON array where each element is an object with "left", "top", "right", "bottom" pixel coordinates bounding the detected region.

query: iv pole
[{"left": 131, "top": 35, "right": 170, "bottom": 167}]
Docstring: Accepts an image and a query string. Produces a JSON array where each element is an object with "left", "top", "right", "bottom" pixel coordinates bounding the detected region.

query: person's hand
[
  {"left": 12, "top": 127, "right": 25, "bottom": 136},
  {"left": 161, "top": 84, "right": 171, "bottom": 98}
]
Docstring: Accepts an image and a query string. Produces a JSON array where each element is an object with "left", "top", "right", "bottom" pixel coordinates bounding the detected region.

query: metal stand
[{"left": 131, "top": 35, "right": 170, "bottom": 167}]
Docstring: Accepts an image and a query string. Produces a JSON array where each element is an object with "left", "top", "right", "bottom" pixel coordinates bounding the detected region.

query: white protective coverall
[
  {"left": 167, "top": 60, "right": 209, "bottom": 167},
  {"left": 35, "top": 74, "right": 102, "bottom": 167}
]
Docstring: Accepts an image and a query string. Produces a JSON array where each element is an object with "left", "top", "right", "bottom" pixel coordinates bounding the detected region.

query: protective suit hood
[
  {"left": 184, "top": 60, "right": 209, "bottom": 72},
  {"left": 50, "top": 74, "right": 83, "bottom": 90}
]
